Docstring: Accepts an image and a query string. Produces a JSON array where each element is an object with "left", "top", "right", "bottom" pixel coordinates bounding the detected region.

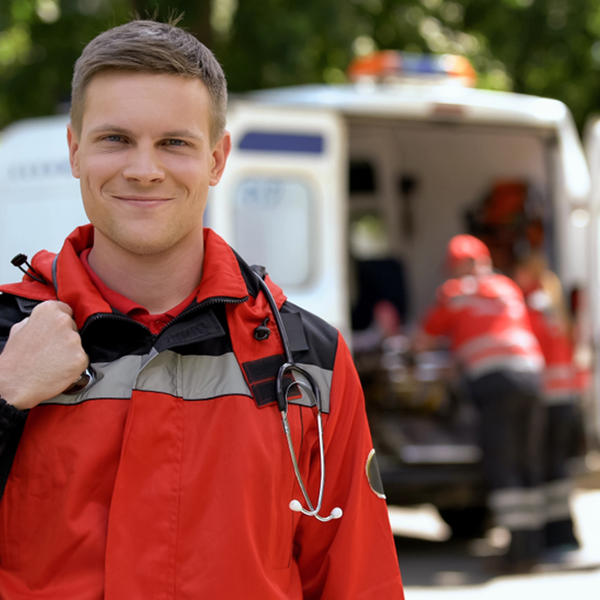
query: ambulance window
[
  {"left": 349, "top": 161, "right": 377, "bottom": 194},
  {"left": 233, "top": 177, "right": 314, "bottom": 287}
]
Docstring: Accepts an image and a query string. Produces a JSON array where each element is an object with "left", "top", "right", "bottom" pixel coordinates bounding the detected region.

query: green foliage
[
  {"left": 0, "top": 0, "right": 131, "bottom": 128},
  {"left": 216, "top": 0, "right": 359, "bottom": 90},
  {"left": 456, "top": 0, "right": 600, "bottom": 126},
  {"left": 2, "top": 0, "right": 600, "bottom": 130}
]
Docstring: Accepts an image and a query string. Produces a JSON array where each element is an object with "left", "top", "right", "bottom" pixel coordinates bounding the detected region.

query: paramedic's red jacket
[
  {"left": 0, "top": 225, "right": 404, "bottom": 600},
  {"left": 524, "top": 288, "right": 576, "bottom": 403},
  {"left": 422, "top": 272, "right": 544, "bottom": 379}
]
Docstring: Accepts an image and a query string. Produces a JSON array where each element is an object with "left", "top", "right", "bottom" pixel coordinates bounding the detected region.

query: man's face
[{"left": 67, "top": 70, "right": 230, "bottom": 259}]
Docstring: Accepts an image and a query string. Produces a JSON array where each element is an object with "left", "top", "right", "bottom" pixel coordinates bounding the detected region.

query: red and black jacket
[{"left": 0, "top": 225, "right": 403, "bottom": 600}]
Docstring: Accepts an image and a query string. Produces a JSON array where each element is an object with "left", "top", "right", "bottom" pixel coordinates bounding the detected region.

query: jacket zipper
[
  {"left": 161, "top": 295, "right": 249, "bottom": 335},
  {"left": 80, "top": 295, "right": 250, "bottom": 340}
]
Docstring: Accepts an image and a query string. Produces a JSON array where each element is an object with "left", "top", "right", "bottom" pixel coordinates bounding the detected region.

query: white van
[
  {"left": 217, "top": 81, "right": 590, "bottom": 332},
  {"left": 0, "top": 55, "right": 594, "bottom": 535}
]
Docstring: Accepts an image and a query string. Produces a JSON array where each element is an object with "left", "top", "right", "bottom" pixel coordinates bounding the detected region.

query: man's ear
[
  {"left": 209, "top": 131, "right": 232, "bottom": 187},
  {"left": 66, "top": 123, "right": 81, "bottom": 179}
]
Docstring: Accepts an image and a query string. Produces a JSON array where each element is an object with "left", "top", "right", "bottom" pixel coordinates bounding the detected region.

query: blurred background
[{"left": 3, "top": 0, "right": 600, "bottom": 131}]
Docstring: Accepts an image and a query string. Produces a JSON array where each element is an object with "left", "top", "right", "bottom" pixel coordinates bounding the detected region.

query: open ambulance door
[{"left": 208, "top": 102, "right": 349, "bottom": 336}]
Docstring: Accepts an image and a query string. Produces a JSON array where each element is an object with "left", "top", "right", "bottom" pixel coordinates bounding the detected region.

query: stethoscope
[
  {"left": 254, "top": 274, "right": 343, "bottom": 522},
  {"left": 13, "top": 253, "right": 342, "bottom": 521}
]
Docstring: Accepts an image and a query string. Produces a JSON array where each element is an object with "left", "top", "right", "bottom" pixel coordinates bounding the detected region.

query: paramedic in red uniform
[
  {"left": 514, "top": 254, "right": 580, "bottom": 554},
  {"left": 416, "top": 234, "right": 545, "bottom": 572},
  {"left": 0, "top": 19, "right": 404, "bottom": 599}
]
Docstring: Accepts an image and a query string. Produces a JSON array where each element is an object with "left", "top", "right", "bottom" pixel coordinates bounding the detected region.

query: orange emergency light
[{"left": 347, "top": 51, "right": 477, "bottom": 86}]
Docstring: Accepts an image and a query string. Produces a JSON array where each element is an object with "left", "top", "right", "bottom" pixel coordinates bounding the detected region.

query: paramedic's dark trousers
[
  {"left": 469, "top": 370, "right": 545, "bottom": 565},
  {"left": 543, "top": 402, "right": 579, "bottom": 549}
]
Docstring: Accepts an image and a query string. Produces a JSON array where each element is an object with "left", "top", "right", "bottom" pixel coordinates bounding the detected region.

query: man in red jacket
[
  {"left": 0, "top": 19, "right": 403, "bottom": 599},
  {"left": 417, "top": 234, "right": 546, "bottom": 572}
]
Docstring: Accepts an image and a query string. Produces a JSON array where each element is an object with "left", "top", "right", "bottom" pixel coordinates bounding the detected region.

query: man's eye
[
  {"left": 166, "top": 139, "right": 187, "bottom": 147},
  {"left": 104, "top": 135, "right": 124, "bottom": 143}
]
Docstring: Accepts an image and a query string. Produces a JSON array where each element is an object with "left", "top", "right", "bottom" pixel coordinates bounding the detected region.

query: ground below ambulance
[{"left": 393, "top": 470, "right": 600, "bottom": 599}]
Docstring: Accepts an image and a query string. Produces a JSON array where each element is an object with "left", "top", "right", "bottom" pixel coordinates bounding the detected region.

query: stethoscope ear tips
[{"left": 289, "top": 499, "right": 303, "bottom": 512}]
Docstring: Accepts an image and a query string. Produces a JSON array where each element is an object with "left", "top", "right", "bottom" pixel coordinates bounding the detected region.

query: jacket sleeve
[
  {"left": 294, "top": 333, "right": 404, "bottom": 600},
  {"left": 422, "top": 302, "right": 452, "bottom": 338}
]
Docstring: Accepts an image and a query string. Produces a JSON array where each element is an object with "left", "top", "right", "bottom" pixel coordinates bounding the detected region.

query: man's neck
[{"left": 87, "top": 232, "right": 205, "bottom": 315}]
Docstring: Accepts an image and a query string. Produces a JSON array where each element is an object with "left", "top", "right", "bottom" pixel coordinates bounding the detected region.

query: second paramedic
[
  {"left": 514, "top": 253, "right": 580, "bottom": 554},
  {"left": 416, "top": 234, "right": 546, "bottom": 572}
]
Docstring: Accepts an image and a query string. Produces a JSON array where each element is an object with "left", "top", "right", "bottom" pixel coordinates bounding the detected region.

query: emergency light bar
[{"left": 347, "top": 51, "right": 477, "bottom": 86}]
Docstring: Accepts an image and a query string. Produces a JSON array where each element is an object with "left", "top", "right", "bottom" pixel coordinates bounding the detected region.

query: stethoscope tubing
[
  {"left": 280, "top": 377, "right": 325, "bottom": 517},
  {"left": 254, "top": 272, "right": 342, "bottom": 522}
]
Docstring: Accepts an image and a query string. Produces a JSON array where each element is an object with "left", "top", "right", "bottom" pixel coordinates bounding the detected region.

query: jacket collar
[{"left": 0, "top": 225, "right": 282, "bottom": 330}]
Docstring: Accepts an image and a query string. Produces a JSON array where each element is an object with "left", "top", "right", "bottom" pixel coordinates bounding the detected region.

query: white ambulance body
[
  {"left": 216, "top": 83, "right": 591, "bottom": 336},
  {"left": 0, "top": 115, "right": 86, "bottom": 284}
]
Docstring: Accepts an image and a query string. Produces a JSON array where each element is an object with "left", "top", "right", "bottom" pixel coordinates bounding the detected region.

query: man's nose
[{"left": 122, "top": 145, "right": 165, "bottom": 183}]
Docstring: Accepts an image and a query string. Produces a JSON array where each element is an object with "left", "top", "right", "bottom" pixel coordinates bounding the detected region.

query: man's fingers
[
  {"left": 31, "top": 300, "right": 75, "bottom": 320},
  {"left": 53, "top": 301, "right": 75, "bottom": 318},
  {"left": 26, "top": 301, "right": 79, "bottom": 333},
  {"left": 0, "top": 300, "right": 88, "bottom": 409},
  {"left": 9, "top": 317, "right": 29, "bottom": 337}
]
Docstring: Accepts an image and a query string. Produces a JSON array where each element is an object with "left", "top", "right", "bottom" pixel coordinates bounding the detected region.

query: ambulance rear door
[{"left": 209, "top": 102, "right": 349, "bottom": 336}]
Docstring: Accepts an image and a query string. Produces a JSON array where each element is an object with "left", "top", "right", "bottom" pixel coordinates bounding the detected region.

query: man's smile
[{"left": 113, "top": 195, "right": 175, "bottom": 203}]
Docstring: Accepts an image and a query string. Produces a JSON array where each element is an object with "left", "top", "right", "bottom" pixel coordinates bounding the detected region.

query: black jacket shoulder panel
[
  {"left": 238, "top": 256, "right": 340, "bottom": 372},
  {"left": 280, "top": 300, "right": 339, "bottom": 372}
]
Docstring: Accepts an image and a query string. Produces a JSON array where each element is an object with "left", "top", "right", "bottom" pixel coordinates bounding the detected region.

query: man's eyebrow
[
  {"left": 89, "top": 124, "right": 132, "bottom": 135},
  {"left": 162, "top": 129, "right": 204, "bottom": 141}
]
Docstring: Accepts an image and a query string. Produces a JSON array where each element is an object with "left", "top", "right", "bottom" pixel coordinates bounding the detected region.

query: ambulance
[{"left": 0, "top": 52, "right": 595, "bottom": 537}]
